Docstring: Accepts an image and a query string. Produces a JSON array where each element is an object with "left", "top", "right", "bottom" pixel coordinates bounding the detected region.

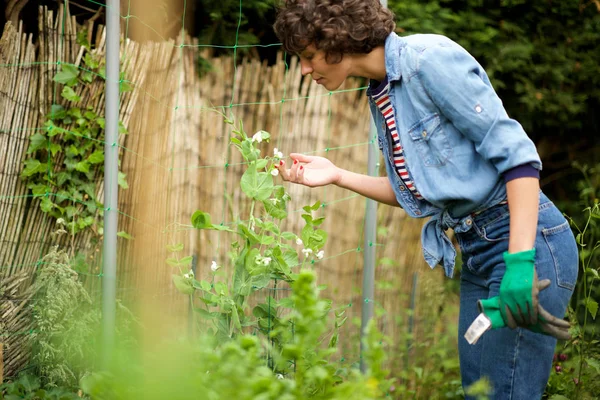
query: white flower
[
  {"left": 270, "top": 198, "right": 280, "bottom": 205},
  {"left": 262, "top": 257, "right": 272, "bottom": 266},
  {"left": 271, "top": 168, "right": 279, "bottom": 177},
  {"left": 302, "top": 248, "right": 313, "bottom": 257},
  {"left": 276, "top": 374, "right": 284, "bottom": 380},
  {"left": 183, "top": 272, "right": 191, "bottom": 279},
  {"left": 296, "top": 238, "right": 303, "bottom": 246},
  {"left": 210, "top": 261, "right": 219, "bottom": 272},
  {"left": 273, "top": 148, "right": 284, "bottom": 158},
  {"left": 316, "top": 250, "right": 325, "bottom": 260},
  {"left": 56, "top": 218, "right": 65, "bottom": 226},
  {"left": 251, "top": 131, "right": 263, "bottom": 143}
]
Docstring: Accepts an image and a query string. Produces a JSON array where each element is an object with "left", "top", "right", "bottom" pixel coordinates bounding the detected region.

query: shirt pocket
[{"left": 407, "top": 113, "right": 451, "bottom": 167}]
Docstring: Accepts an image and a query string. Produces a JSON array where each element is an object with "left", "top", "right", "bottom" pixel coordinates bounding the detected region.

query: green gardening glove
[
  {"left": 477, "top": 280, "right": 571, "bottom": 340},
  {"left": 499, "top": 249, "right": 538, "bottom": 327}
]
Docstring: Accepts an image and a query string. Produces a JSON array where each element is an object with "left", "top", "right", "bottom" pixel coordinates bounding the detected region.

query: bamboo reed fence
[{"left": 0, "top": 8, "right": 446, "bottom": 380}]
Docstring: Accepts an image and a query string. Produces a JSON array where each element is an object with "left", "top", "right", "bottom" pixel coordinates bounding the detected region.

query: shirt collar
[{"left": 367, "top": 32, "right": 405, "bottom": 96}]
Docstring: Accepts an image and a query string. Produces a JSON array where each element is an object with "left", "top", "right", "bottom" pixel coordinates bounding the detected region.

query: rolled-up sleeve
[{"left": 417, "top": 44, "right": 542, "bottom": 174}]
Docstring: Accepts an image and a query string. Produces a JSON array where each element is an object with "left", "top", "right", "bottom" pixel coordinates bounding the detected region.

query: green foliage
[
  {"left": 79, "top": 270, "right": 391, "bottom": 400},
  {"left": 464, "top": 377, "right": 492, "bottom": 400},
  {"left": 30, "top": 246, "right": 101, "bottom": 389},
  {"left": 196, "top": 0, "right": 278, "bottom": 48},
  {"left": 184, "top": 116, "right": 327, "bottom": 344},
  {"left": 170, "top": 115, "right": 393, "bottom": 395},
  {"left": 549, "top": 200, "right": 600, "bottom": 400},
  {"left": 21, "top": 32, "right": 130, "bottom": 236},
  {"left": 0, "top": 373, "right": 81, "bottom": 400},
  {"left": 389, "top": 0, "right": 600, "bottom": 201}
]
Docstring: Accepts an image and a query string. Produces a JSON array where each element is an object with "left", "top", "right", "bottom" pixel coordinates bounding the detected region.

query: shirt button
[
  {"left": 475, "top": 105, "right": 482, "bottom": 113},
  {"left": 466, "top": 219, "right": 473, "bottom": 226},
  {"left": 399, "top": 185, "right": 405, "bottom": 191},
  {"left": 422, "top": 130, "right": 427, "bottom": 137}
]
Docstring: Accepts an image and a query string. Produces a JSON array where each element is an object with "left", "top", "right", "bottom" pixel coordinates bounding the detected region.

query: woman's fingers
[
  {"left": 290, "top": 153, "right": 315, "bottom": 163},
  {"left": 276, "top": 157, "right": 307, "bottom": 184}
]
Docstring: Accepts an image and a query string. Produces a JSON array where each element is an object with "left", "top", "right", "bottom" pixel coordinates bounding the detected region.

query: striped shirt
[{"left": 371, "top": 78, "right": 424, "bottom": 200}]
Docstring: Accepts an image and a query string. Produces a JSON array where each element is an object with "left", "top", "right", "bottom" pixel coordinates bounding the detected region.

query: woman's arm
[
  {"left": 506, "top": 177, "right": 540, "bottom": 253},
  {"left": 276, "top": 153, "right": 400, "bottom": 207}
]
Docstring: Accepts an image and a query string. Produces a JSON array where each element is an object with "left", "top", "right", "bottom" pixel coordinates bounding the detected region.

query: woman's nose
[{"left": 300, "top": 59, "right": 312, "bottom": 76}]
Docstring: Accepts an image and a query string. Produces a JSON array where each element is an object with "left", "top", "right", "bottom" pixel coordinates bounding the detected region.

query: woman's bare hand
[{"left": 275, "top": 153, "right": 342, "bottom": 188}]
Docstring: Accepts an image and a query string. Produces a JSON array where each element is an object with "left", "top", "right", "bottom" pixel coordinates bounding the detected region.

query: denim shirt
[{"left": 368, "top": 33, "right": 542, "bottom": 277}]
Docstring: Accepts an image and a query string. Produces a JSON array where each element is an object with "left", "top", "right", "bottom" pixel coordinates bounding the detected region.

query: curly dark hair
[{"left": 273, "top": 0, "right": 395, "bottom": 63}]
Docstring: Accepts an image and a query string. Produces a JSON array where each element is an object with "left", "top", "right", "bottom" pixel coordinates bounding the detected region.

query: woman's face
[{"left": 299, "top": 45, "right": 352, "bottom": 91}]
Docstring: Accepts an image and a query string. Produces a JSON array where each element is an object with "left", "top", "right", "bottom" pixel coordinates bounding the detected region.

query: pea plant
[{"left": 167, "top": 115, "right": 350, "bottom": 372}]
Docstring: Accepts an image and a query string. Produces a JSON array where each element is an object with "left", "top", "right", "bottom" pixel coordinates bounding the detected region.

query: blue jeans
[{"left": 455, "top": 192, "right": 578, "bottom": 400}]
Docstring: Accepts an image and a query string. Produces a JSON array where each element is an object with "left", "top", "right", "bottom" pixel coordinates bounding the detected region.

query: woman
[{"left": 272, "top": 0, "right": 578, "bottom": 399}]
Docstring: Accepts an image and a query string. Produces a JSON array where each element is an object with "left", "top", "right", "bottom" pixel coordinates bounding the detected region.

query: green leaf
[
  {"left": 277, "top": 297, "right": 295, "bottom": 308},
  {"left": 281, "top": 232, "right": 296, "bottom": 241},
  {"left": 84, "top": 110, "right": 97, "bottom": 120},
  {"left": 586, "top": 298, "right": 598, "bottom": 319},
  {"left": 179, "top": 256, "right": 193, "bottom": 266},
  {"left": 18, "top": 373, "right": 41, "bottom": 392},
  {"left": 87, "top": 150, "right": 104, "bottom": 164},
  {"left": 22, "top": 159, "right": 45, "bottom": 177},
  {"left": 49, "top": 104, "right": 67, "bottom": 120},
  {"left": 40, "top": 197, "right": 54, "bottom": 213},
  {"left": 191, "top": 210, "right": 212, "bottom": 229},
  {"left": 313, "top": 216, "right": 326, "bottom": 226},
  {"left": 61, "top": 86, "right": 81, "bottom": 102},
  {"left": 172, "top": 274, "right": 194, "bottom": 295},
  {"left": 28, "top": 183, "right": 47, "bottom": 196},
  {"left": 119, "top": 121, "right": 128, "bottom": 134},
  {"left": 120, "top": 80, "right": 133, "bottom": 93},
  {"left": 255, "top": 158, "right": 268, "bottom": 170},
  {"left": 263, "top": 199, "right": 287, "bottom": 220},
  {"left": 260, "top": 235, "right": 275, "bottom": 245},
  {"left": 231, "top": 305, "right": 242, "bottom": 332},
  {"left": 49, "top": 143, "right": 61, "bottom": 156},
  {"left": 118, "top": 171, "right": 129, "bottom": 189},
  {"left": 166, "top": 258, "right": 179, "bottom": 266},
  {"left": 81, "top": 70, "right": 94, "bottom": 83},
  {"left": 586, "top": 357, "right": 600, "bottom": 374},
  {"left": 76, "top": 29, "right": 91, "bottom": 49},
  {"left": 27, "top": 133, "right": 47, "bottom": 154},
  {"left": 283, "top": 250, "right": 299, "bottom": 268},
  {"left": 200, "top": 280, "right": 212, "bottom": 292},
  {"left": 239, "top": 224, "right": 260, "bottom": 245},
  {"left": 67, "top": 144, "right": 79, "bottom": 156},
  {"left": 65, "top": 205, "right": 77, "bottom": 218},
  {"left": 167, "top": 243, "right": 184, "bottom": 252},
  {"left": 233, "top": 248, "right": 249, "bottom": 295},
  {"left": 69, "top": 107, "right": 83, "bottom": 118},
  {"left": 585, "top": 267, "right": 599, "bottom": 279},
  {"left": 241, "top": 139, "right": 259, "bottom": 162},
  {"left": 117, "top": 231, "right": 134, "bottom": 240},
  {"left": 240, "top": 164, "right": 274, "bottom": 201},
  {"left": 75, "top": 161, "right": 91, "bottom": 173},
  {"left": 195, "top": 308, "right": 217, "bottom": 319},
  {"left": 53, "top": 63, "right": 79, "bottom": 86},
  {"left": 84, "top": 53, "right": 99, "bottom": 69},
  {"left": 250, "top": 274, "right": 272, "bottom": 289}
]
